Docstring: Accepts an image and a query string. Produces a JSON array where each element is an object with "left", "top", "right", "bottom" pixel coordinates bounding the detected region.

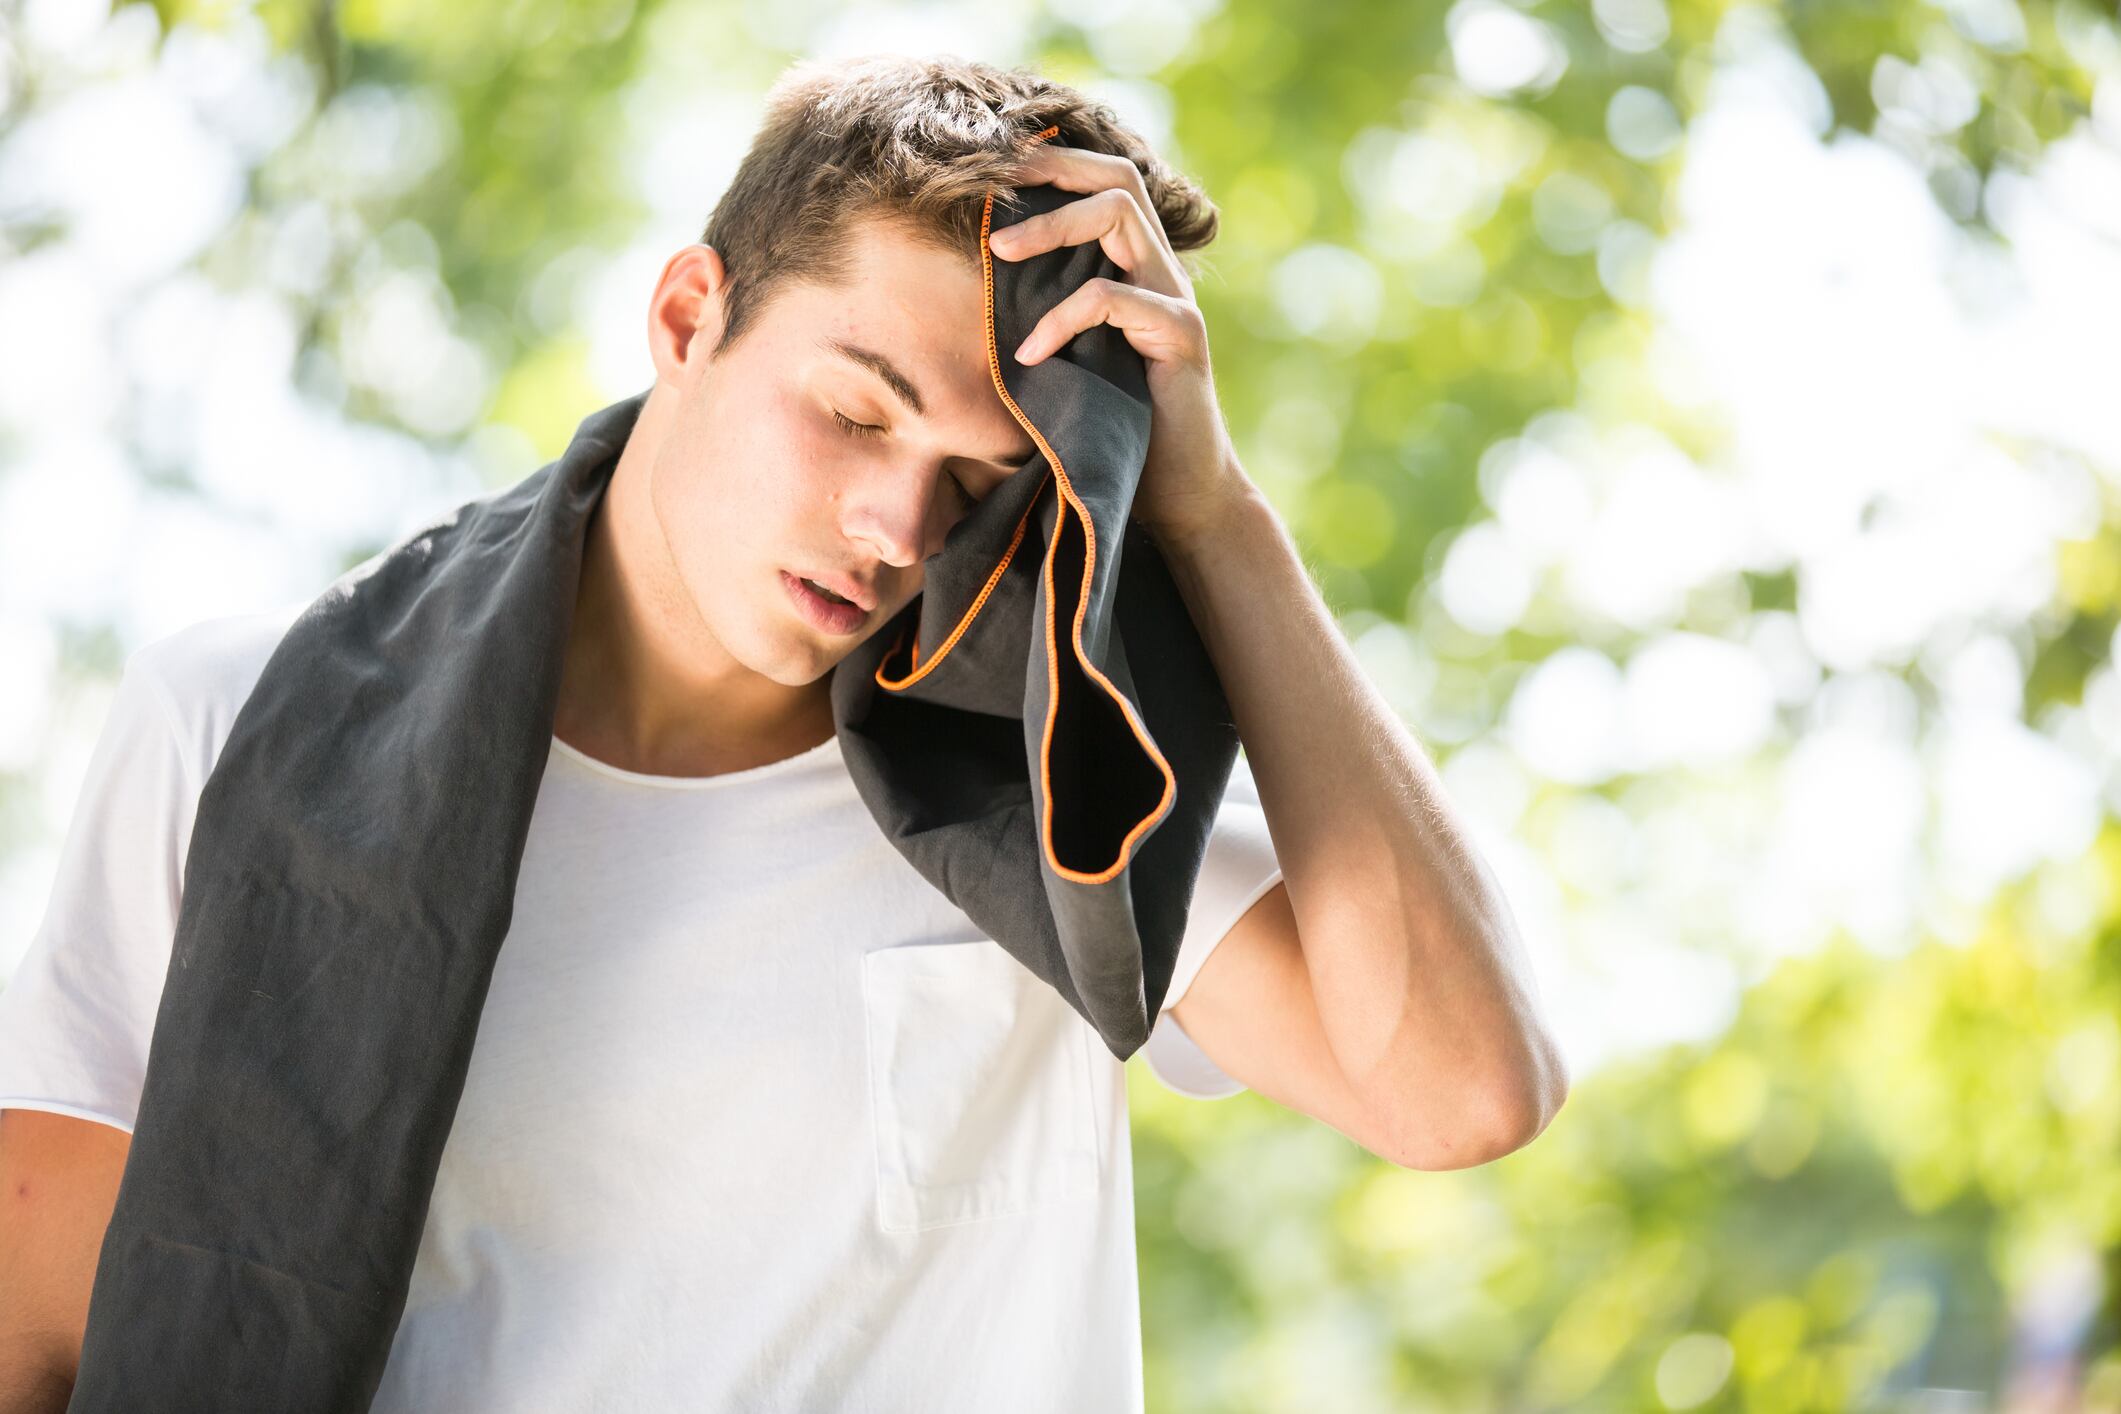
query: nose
[{"left": 845, "top": 460, "right": 960, "bottom": 569}]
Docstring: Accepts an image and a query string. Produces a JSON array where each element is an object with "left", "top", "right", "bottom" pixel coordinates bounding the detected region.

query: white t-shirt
[{"left": 0, "top": 606, "right": 1283, "bottom": 1412}]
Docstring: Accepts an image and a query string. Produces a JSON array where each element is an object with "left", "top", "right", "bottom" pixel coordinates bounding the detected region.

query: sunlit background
[{"left": 5, "top": 0, "right": 2120, "bottom": 1407}]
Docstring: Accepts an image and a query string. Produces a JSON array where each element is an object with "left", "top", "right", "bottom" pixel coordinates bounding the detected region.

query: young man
[{"left": 0, "top": 54, "right": 1564, "bottom": 1411}]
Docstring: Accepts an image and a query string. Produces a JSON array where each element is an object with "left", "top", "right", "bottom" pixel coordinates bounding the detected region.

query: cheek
[
  {"left": 775, "top": 417, "right": 848, "bottom": 521},
  {"left": 774, "top": 385, "right": 833, "bottom": 466},
  {"left": 656, "top": 387, "right": 847, "bottom": 571}
]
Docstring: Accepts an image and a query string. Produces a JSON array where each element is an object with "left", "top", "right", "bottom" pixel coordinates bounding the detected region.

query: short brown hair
[{"left": 698, "top": 53, "right": 1219, "bottom": 358}]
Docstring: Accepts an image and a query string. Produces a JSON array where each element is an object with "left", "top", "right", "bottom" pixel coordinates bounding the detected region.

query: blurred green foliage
[
  {"left": 1133, "top": 833, "right": 2121, "bottom": 1408},
  {"left": 21, "top": 0, "right": 2121, "bottom": 1405}
]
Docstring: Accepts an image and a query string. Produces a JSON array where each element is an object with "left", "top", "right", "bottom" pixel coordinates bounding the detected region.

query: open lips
[
  {"left": 804, "top": 577, "right": 855, "bottom": 605},
  {"left": 792, "top": 569, "right": 875, "bottom": 610}
]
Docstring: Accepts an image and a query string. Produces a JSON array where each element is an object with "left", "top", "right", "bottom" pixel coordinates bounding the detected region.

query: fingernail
[{"left": 1014, "top": 339, "right": 1037, "bottom": 363}]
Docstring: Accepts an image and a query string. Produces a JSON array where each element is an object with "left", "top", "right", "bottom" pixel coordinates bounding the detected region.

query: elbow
[
  {"left": 1510, "top": 1023, "right": 1572, "bottom": 1144},
  {"left": 1484, "top": 1023, "right": 1571, "bottom": 1159},
  {"left": 1372, "top": 1032, "right": 1572, "bottom": 1172}
]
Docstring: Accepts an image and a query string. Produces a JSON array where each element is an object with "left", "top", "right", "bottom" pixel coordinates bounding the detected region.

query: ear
[{"left": 647, "top": 244, "right": 729, "bottom": 385}]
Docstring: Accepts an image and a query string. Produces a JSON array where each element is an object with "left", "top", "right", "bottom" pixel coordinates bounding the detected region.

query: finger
[
  {"left": 1013, "top": 279, "right": 1205, "bottom": 367},
  {"left": 994, "top": 147, "right": 1188, "bottom": 294},
  {"left": 990, "top": 187, "right": 1188, "bottom": 302},
  {"left": 1012, "top": 145, "right": 1178, "bottom": 267}
]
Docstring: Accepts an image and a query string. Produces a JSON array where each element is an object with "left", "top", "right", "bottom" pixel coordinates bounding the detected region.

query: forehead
[{"left": 778, "top": 219, "right": 989, "bottom": 369}]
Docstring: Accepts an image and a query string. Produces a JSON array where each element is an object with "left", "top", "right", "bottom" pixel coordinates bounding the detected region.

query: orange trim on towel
[
  {"left": 873, "top": 475, "right": 1045, "bottom": 686},
  {"left": 870, "top": 123, "right": 1177, "bottom": 886}
]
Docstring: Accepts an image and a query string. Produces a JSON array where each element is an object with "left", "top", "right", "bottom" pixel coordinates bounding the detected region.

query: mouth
[{"left": 782, "top": 569, "right": 870, "bottom": 634}]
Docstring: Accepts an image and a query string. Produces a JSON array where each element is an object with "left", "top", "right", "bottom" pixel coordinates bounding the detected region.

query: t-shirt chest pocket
[{"left": 860, "top": 939, "right": 1103, "bottom": 1234}]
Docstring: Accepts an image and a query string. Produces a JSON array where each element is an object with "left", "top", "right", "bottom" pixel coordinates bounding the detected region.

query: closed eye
[
  {"left": 831, "top": 407, "right": 977, "bottom": 511},
  {"left": 830, "top": 407, "right": 886, "bottom": 441}
]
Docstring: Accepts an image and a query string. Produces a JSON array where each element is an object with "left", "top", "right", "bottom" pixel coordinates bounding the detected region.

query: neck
[{"left": 551, "top": 389, "right": 835, "bottom": 779}]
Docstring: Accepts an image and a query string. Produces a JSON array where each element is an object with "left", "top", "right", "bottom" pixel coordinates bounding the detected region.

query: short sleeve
[
  {"left": 0, "top": 648, "right": 195, "bottom": 1134},
  {"left": 1140, "top": 751, "right": 1283, "bottom": 1101}
]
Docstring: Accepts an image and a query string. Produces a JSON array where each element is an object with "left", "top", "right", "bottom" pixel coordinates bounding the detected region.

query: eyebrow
[{"left": 817, "top": 336, "right": 1038, "bottom": 469}]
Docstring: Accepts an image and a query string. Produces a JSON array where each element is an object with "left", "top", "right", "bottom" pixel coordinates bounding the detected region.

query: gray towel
[{"left": 68, "top": 151, "right": 1241, "bottom": 1411}]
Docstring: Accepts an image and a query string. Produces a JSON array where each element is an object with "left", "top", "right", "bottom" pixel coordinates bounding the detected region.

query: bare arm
[
  {"left": 1155, "top": 484, "right": 1569, "bottom": 1165},
  {"left": 0, "top": 1108, "right": 131, "bottom": 1413}
]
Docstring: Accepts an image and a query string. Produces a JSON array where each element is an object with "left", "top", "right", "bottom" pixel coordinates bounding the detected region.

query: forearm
[{"left": 1151, "top": 472, "right": 1568, "bottom": 1151}]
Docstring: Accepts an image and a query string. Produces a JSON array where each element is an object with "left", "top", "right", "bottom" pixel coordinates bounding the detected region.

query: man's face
[{"left": 645, "top": 217, "right": 1039, "bottom": 687}]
